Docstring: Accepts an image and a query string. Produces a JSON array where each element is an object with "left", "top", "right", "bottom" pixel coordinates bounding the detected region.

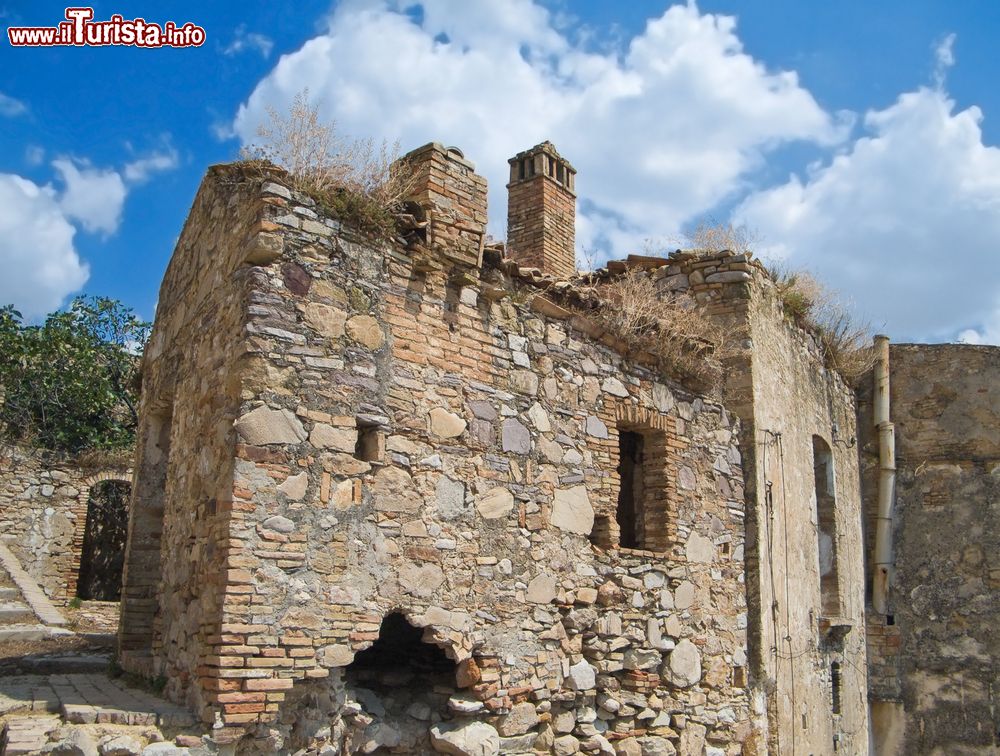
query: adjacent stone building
[
  {"left": 65, "top": 137, "right": 989, "bottom": 755},
  {"left": 858, "top": 344, "right": 999, "bottom": 755},
  {"left": 0, "top": 445, "right": 131, "bottom": 601}
]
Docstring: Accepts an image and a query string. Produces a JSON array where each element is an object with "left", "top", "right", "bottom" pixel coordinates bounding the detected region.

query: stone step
[
  {"left": 0, "top": 625, "right": 74, "bottom": 644},
  {"left": 0, "top": 544, "right": 67, "bottom": 627},
  {"left": 1, "top": 673, "right": 199, "bottom": 732},
  {"left": 0, "top": 603, "right": 35, "bottom": 625},
  {"left": 0, "top": 714, "right": 60, "bottom": 755},
  {"left": 0, "top": 588, "right": 18, "bottom": 602},
  {"left": 18, "top": 654, "right": 110, "bottom": 675}
]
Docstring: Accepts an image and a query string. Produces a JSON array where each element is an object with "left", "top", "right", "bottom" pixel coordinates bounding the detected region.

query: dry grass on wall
[
  {"left": 239, "top": 88, "right": 414, "bottom": 239},
  {"left": 584, "top": 268, "right": 746, "bottom": 393},
  {"left": 684, "top": 220, "right": 759, "bottom": 256},
  {"left": 766, "top": 265, "right": 876, "bottom": 382}
]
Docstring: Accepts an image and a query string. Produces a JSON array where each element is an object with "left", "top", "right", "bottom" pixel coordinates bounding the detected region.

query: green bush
[{"left": 0, "top": 297, "right": 150, "bottom": 453}]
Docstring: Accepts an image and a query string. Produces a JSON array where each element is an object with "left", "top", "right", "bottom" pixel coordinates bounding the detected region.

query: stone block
[
  {"left": 475, "top": 487, "right": 514, "bottom": 519},
  {"left": 235, "top": 406, "right": 306, "bottom": 446},
  {"left": 551, "top": 485, "right": 594, "bottom": 535}
]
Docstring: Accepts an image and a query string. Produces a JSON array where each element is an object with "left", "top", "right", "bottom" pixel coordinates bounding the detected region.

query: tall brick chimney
[{"left": 506, "top": 142, "right": 576, "bottom": 278}]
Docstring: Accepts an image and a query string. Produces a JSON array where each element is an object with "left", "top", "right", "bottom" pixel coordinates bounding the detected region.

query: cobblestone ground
[
  {"left": 0, "top": 600, "right": 116, "bottom": 677},
  {"left": 0, "top": 674, "right": 212, "bottom": 755},
  {"left": 0, "top": 569, "right": 215, "bottom": 755}
]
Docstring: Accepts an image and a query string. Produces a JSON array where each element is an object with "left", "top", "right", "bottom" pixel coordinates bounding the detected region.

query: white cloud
[
  {"left": 0, "top": 91, "right": 27, "bottom": 117},
  {"left": 52, "top": 159, "right": 128, "bottom": 235},
  {"left": 24, "top": 145, "right": 44, "bottom": 165},
  {"left": 958, "top": 313, "right": 1000, "bottom": 345},
  {"left": 231, "top": 3, "right": 999, "bottom": 343},
  {"left": 233, "top": 0, "right": 844, "bottom": 254},
  {"left": 123, "top": 146, "right": 179, "bottom": 183},
  {"left": 0, "top": 174, "right": 89, "bottom": 319},
  {"left": 933, "top": 33, "right": 956, "bottom": 88},
  {"left": 223, "top": 24, "right": 274, "bottom": 58},
  {"left": 0, "top": 141, "right": 179, "bottom": 317},
  {"left": 210, "top": 119, "right": 236, "bottom": 142},
  {"left": 736, "top": 85, "right": 1000, "bottom": 343}
]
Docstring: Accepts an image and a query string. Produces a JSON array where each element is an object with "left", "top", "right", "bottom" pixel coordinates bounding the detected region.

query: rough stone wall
[
  {"left": 134, "top": 162, "right": 758, "bottom": 754},
  {"left": 118, "top": 166, "right": 262, "bottom": 713},
  {"left": 857, "top": 344, "right": 1000, "bottom": 755},
  {"left": 0, "top": 444, "right": 131, "bottom": 600},
  {"left": 739, "top": 282, "right": 869, "bottom": 756},
  {"left": 642, "top": 250, "right": 871, "bottom": 755}
]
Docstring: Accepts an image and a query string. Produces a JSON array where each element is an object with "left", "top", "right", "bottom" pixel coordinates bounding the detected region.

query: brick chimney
[
  {"left": 506, "top": 142, "right": 576, "bottom": 278},
  {"left": 402, "top": 143, "right": 488, "bottom": 269}
]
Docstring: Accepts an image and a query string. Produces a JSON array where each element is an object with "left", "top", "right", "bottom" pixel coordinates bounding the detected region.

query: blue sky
[{"left": 2, "top": 1, "right": 999, "bottom": 343}]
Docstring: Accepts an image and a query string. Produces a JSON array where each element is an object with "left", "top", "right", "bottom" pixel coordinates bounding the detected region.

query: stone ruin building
[{"left": 0, "top": 139, "right": 997, "bottom": 755}]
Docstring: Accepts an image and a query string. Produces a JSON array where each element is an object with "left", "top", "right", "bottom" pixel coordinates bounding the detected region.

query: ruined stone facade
[
  {"left": 858, "top": 345, "right": 999, "bottom": 755},
  {"left": 100, "top": 138, "right": 997, "bottom": 755},
  {"left": 646, "top": 252, "right": 870, "bottom": 755},
  {"left": 118, "top": 151, "right": 763, "bottom": 754},
  {"left": 0, "top": 445, "right": 131, "bottom": 601}
]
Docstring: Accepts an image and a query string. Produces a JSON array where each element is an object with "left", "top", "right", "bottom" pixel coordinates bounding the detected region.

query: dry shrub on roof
[
  {"left": 767, "top": 264, "right": 876, "bottom": 382},
  {"left": 239, "top": 89, "right": 414, "bottom": 239},
  {"left": 685, "top": 220, "right": 759, "bottom": 256},
  {"left": 635, "top": 220, "right": 760, "bottom": 262},
  {"left": 586, "top": 268, "right": 746, "bottom": 391}
]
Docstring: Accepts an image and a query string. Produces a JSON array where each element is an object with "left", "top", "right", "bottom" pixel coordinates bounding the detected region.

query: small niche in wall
[{"left": 355, "top": 420, "right": 382, "bottom": 463}]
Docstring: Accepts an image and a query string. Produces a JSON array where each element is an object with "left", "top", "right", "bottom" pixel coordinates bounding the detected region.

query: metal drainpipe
[{"left": 872, "top": 335, "right": 895, "bottom": 614}]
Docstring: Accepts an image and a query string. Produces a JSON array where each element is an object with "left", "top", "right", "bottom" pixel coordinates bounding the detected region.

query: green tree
[{"left": 0, "top": 297, "right": 151, "bottom": 453}]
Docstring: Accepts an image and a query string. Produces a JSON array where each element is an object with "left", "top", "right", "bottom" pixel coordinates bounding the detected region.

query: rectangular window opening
[
  {"left": 617, "top": 430, "right": 645, "bottom": 549},
  {"left": 355, "top": 421, "right": 382, "bottom": 462}
]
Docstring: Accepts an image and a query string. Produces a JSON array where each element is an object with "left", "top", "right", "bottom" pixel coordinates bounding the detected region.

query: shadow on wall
[{"left": 77, "top": 479, "right": 130, "bottom": 601}]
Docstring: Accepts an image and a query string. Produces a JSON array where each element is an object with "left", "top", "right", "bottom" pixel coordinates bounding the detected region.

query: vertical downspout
[{"left": 872, "top": 335, "right": 895, "bottom": 614}]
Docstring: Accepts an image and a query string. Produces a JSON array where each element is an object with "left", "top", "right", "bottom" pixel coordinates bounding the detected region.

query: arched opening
[
  {"left": 346, "top": 612, "right": 456, "bottom": 691},
  {"left": 343, "top": 612, "right": 460, "bottom": 749},
  {"left": 77, "top": 479, "right": 131, "bottom": 601},
  {"left": 812, "top": 435, "right": 840, "bottom": 617}
]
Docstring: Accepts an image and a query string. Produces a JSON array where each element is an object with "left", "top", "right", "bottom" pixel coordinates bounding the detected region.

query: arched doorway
[{"left": 76, "top": 478, "right": 131, "bottom": 601}]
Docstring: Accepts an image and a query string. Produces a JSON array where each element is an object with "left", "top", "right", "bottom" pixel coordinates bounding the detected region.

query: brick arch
[
  {"left": 65, "top": 469, "right": 133, "bottom": 599},
  {"left": 336, "top": 606, "right": 473, "bottom": 667}
]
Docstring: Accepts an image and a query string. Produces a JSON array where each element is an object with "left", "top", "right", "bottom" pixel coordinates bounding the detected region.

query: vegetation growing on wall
[
  {"left": 586, "top": 268, "right": 745, "bottom": 391},
  {"left": 240, "top": 88, "right": 414, "bottom": 240},
  {"left": 767, "top": 265, "right": 876, "bottom": 381},
  {"left": 0, "top": 297, "right": 150, "bottom": 453}
]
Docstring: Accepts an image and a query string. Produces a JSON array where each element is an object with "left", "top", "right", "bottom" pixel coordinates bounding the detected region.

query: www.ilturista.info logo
[{"left": 7, "top": 7, "right": 206, "bottom": 48}]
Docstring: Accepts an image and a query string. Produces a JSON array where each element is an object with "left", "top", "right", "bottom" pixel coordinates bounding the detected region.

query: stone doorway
[{"left": 76, "top": 479, "right": 130, "bottom": 601}]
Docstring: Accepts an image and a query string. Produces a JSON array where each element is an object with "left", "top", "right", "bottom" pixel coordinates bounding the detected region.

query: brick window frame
[{"left": 591, "top": 404, "right": 678, "bottom": 554}]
